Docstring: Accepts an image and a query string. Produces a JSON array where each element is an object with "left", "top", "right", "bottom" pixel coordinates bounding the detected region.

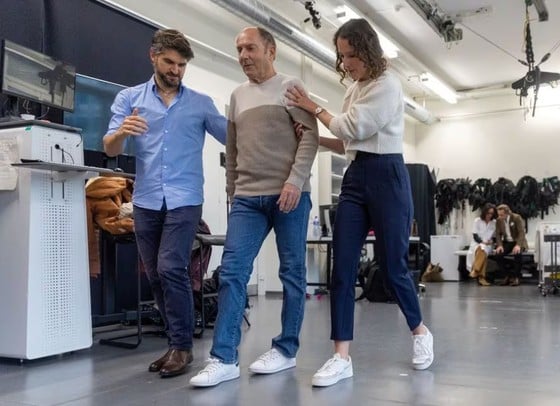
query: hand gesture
[{"left": 120, "top": 108, "right": 148, "bottom": 137}]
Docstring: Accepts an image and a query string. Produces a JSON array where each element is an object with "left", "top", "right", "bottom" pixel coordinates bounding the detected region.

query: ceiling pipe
[{"left": 209, "top": 0, "right": 437, "bottom": 124}]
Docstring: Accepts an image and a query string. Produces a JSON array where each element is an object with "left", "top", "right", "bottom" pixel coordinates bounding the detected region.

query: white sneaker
[
  {"left": 412, "top": 327, "right": 434, "bottom": 370},
  {"left": 189, "top": 358, "right": 240, "bottom": 387},
  {"left": 312, "top": 353, "right": 353, "bottom": 387},
  {"left": 248, "top": 348, "right": 296, "bottom": 374}
]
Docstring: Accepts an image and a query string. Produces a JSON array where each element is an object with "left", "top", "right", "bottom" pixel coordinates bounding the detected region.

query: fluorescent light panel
[
  {"left": 334, "top": 5, "right": 399, "bottom": 59},
  {"left": 420, "top": 72, "right": 458, "bottom": 104}
]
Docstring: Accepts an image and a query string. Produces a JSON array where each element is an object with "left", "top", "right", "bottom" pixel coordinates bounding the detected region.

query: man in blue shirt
[{"left": 103, "top": 28, "right": 226, "bottom": 378}]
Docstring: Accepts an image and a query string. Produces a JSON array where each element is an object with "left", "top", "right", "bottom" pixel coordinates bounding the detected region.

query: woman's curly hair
[{"left": 333, "top": 19, "right": 387, "bottom": 83}]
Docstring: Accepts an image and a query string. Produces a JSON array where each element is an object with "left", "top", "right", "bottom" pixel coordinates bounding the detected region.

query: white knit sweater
[{"left": 329, "top": 71, "right": 404, "bottom": 160}]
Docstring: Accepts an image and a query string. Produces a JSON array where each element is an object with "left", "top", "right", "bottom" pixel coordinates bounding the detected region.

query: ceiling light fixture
[
  {"left": 420, "top": 72, "right": 458, "bottom": 104},
  {"left": 333, "top": 5, "right": 399, "bottom": 58}
]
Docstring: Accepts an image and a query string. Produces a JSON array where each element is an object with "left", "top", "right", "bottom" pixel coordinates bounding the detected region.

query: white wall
[{"left": 414, "top": 92, "right": 560, "bottom": 243}]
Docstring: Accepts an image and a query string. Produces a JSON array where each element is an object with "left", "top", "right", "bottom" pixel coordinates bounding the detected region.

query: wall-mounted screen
[
  {"left": 64, "top": 74, "right": 126, "bottom": 152},
  {"left": 0, "top": 39, "right": 76, "bottom": 112}
]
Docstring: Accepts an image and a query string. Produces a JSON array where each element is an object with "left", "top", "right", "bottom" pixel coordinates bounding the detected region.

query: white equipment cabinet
[
  {"left": 430, "top": 235, "right": 464, "bottom": 281},
  {"left": 535, "top": 222, "right": 560, "bottom": 285},
  {"left": 0, "top": 121, "right": 92, "bottom": 360}
]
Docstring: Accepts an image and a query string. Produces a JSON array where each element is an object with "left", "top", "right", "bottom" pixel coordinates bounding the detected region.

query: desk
[{"left": 306, "top": 236, "right": 421, "bottom": 290}]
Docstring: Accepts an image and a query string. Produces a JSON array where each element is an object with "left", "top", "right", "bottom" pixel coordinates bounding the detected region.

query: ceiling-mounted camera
[{"left": 303, "top": 1, "right": 321, "bottom": 29}]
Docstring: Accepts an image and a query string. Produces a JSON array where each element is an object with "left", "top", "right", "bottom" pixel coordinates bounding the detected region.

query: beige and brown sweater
[{"left": 226, "top": 73, "right": 319, "bottom": 197}]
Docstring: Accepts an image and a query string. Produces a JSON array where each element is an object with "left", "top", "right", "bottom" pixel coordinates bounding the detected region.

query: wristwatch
[{"left": 314, "top": 106, "right": 324, "bottom": 116}]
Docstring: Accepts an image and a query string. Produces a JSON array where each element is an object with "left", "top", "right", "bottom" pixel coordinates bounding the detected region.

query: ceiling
[{"left": 264, "top": 0, "right": 560, "bottom": 101}]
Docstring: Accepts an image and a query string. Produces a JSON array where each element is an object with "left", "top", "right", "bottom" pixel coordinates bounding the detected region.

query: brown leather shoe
[
  {"left": 159, "top": 349, "right": 193, "bottom": 378},
  {"left": 149, "top": 349, "right": 172, "bottom": 372},
  {"left": 499, "top": 276, "right": 511, "bottom": 286},
  {"left": 509, "top": 277, "right": 520, "bottom": 286}
]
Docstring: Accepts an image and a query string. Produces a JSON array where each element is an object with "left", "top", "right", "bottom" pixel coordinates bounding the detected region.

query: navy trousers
[
  {"left": 134, "top": 203, "right": 201, "bottom": 350},
  {"left": 330, "top": 152, "right": 423, "bottom": 340}
]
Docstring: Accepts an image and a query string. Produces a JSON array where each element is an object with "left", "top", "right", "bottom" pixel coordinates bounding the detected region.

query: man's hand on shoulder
[
  {"left": 293, "top": 122, "right": 306, "bottom": 142},
  {"left": 277, "top": 182, "right": 301, "bottom": 213}
]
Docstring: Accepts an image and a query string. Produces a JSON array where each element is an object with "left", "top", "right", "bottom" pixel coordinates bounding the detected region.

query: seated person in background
[
  {"left": 495, "top": 204, "right": 528, "bottom": 286},
  {"left": 468, "top": 203, "right": 496, "bottom": 286}
]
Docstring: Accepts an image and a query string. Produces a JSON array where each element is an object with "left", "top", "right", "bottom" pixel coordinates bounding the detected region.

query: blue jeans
[
  {"left": 134, "top": 203, "right": 201, "bottom": 350},
  {"left": 210, "top": 193, "right": 311, "bottom": 364},
  {"left": 331, "top": 152, "right": 422, "bottom": 339}
]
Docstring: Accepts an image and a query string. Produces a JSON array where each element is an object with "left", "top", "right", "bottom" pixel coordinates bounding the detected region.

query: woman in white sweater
[{"left": 286, "top": 18, "right": 434, "bottom": 387}]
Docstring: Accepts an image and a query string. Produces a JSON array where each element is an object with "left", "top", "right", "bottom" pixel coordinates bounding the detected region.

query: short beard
[{"left": 156, "top": 71, "right": 179, "bottom": 89}]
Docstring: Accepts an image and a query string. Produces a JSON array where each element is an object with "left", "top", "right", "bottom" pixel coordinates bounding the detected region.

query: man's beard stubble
[{"left": 157, "top": 70, "right": 180, "bottom": 89}]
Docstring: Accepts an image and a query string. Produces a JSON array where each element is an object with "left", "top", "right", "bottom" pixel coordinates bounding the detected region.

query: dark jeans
[
  {"left": 331, "top": 152, "right": 422, "bottom": 340},
  {"left": 134, "top": 203, "right": 202, "bottom": 350},
  {"left": 495, "top": 241, "right": 523, "bottom": 278}
]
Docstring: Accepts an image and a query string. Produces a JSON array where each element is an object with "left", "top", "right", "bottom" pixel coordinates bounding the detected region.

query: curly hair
[
  {"left": 333, "top": 19, "right": 387, "bottom": 83},
  {"left": 151, "top": 28, "right": 194, "bottom": 61}
]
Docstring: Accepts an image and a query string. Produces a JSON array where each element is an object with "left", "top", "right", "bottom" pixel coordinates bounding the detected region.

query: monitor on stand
[{"left": 0, "top": 39, "right": 76, "bottom": 121}]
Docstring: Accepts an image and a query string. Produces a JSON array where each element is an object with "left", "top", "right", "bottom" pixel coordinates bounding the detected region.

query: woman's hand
[{"left": 285, "top": 85, "right": 316, "bottom": 113}]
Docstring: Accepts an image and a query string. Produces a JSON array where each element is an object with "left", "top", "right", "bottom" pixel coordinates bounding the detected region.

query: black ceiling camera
[{"left": 304, "top": 1, "right": 321, "bottom": 29}]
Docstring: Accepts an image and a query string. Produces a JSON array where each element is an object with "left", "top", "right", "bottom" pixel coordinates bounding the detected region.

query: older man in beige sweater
[{"left": 190, "top": 26, "right": 318, "bottom": 387}]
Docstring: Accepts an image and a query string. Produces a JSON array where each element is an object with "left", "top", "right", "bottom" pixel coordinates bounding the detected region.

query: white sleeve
[{"left": 472, "top": 219, "right": 481, "bottom": 235}]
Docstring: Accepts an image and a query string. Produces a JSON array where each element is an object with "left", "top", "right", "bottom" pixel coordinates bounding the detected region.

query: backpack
[
  {"left": 469, "top": 178, "right": 492, "bottom": 212},
  {"left": 539, "top": 176, "right": 560, "bottom": 218},
  {"left": 490, "top": 177, "right": 516, "bottom": 207},
  {"left": 194, "top": 266, "right": 250, "bottom": 328},
  {"left": 356, "top": 259, "right": 394, "bottom": 303},
  {"left": 435, "top": 178, "right": 456, "bottom": 225},
  {"left": 194, "top": 266, "right": 221, "bottom": 328},
  {"left": 514, "top": 176, "right": 539, "bottom": 219}
]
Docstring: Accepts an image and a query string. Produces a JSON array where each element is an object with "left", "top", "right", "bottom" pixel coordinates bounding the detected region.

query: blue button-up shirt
[{"left": 106, "top": 77, "right": 226, "bottom": 210}]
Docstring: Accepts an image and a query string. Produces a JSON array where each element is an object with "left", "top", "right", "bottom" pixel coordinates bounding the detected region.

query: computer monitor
[
  {"left": 0, "top": 39, "right": 76, "bottom": 113},
  {"left": 64, "top": 74, "right": 126, "bottom": 152}
]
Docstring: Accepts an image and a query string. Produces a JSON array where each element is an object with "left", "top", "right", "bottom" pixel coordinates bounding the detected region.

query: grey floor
[{"left": 1, "top": 282, "right": 560, "bottom": 406}]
